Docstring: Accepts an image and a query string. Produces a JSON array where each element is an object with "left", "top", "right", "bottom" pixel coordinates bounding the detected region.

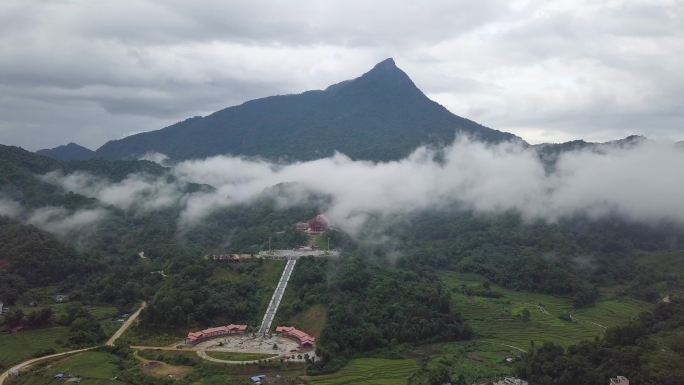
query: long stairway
[{"left": 258, "top": 258, "right": 297, "bottom": 335}]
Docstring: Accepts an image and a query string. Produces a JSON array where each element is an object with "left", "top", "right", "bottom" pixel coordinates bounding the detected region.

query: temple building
[{"left": 295, "top": 214, "right": 330, "bottom": 234}]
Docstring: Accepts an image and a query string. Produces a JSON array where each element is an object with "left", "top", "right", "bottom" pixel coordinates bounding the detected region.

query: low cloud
[
  {"left": 0, "top": 196, "right": 108, "bottom": 236},
  {"left": 32, "top": 137, "right": 684, "bottom": 237},
  {"left": 41, "top": 171, "right": 186, "bottom": 212},
  {"left": 0, "top": 197, "right": 22, "bottom": 218},
  {"left": 26, "top": 206, "right": 108, "bottom": 236}
]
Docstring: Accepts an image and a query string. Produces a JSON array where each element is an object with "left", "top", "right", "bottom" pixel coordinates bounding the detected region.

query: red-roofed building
[
  {"left": 275, "top": 326, "right": 316, "bottom": 348},
  {"left": 295, "top": 214, "right": 330, "bottom": 235},
  {"left": 308, "top": 214, "right": 329, "bottom": 234},
  {"left": 185, "top": 324, "right": 247, "bottom": 344}
]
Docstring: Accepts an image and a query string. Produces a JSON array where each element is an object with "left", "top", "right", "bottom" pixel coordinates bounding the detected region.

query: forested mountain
[
  {"left": 532, "top": 135, "right": 647, "bottom": 169},
  {"left": 36, "top": 142, "right": 95, "bottom": 161},
  {"left": 95, "top": 59, "right": 523, "bottom": 162},
  {"left": 0, "top": 144, "right": 311, "bottom": 256}
]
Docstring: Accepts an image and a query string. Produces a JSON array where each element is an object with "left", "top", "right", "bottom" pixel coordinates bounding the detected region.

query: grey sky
[{"left": 1, "top": 0, "right": 682, "bottom": 151}]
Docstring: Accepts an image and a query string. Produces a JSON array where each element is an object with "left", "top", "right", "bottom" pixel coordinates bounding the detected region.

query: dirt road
[
  {"left": 0, "top": 301, "right": 147, "bottom": 385},
  {"left": 106, "top": 301, "right": 147, "bottom": 347},
  {"left": 0, "top": 348, "right": 93, "bottom": 385}
]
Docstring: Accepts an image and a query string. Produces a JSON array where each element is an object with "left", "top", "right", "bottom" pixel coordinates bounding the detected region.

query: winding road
[{"left": 0, "top": 301, "right": 146, "bottom": 385}]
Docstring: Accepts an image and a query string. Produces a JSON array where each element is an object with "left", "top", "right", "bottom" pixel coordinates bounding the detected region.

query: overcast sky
[{"left": 1, "top": 0, "right": 682, "bottom": 151}]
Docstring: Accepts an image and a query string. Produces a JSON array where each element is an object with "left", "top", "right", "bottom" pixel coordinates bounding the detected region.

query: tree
[{"left": 521, "top": 308, "right": 531, "bottom": 322}]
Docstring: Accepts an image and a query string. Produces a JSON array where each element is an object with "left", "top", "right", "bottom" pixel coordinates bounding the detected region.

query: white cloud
[
  {"left": 0, "top": 197, "right": 23, "bottom": 218},
  {"left": 0, "top": 196, "right": 108, "bottom": 236},
  {"left": 13, "top": 135, "right": 684, "bottom": 239},
  {"left": 40, "top": 170, "right": 185, "bottom": 212},
  {"left": 167, "top": 137, "right": 684, "bottom": 234},
  {"left": 26, "top": 206, "right": 108, "bottom": 236}
]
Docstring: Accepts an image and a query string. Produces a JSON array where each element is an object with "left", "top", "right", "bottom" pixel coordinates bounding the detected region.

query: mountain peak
[
  {"left": 371, "top": 58, "right": 397, "bottom": 70},
  {"left": 97, "top": 59, "right": 522, "bottom": 161},
  {"left": 36, "top": 142, "right": 95, "bottom": 161}
]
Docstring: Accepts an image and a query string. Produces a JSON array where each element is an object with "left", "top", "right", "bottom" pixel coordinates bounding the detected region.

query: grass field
[
  {"left": 136, "top": 349, "right": 201, "bottom": 363},
  {"left": 137, "top": 349, "right": 306, "bottom": 385},
  {"left": 286, "top": 304, "right": 327, "bottom": 337},
  {"left": 205, "top": 351, "right": 276, "bottom": 361},
  {"left": 440, "top": 272, "right": 651, "bottom": 349},
  {"left": 0, "top": 326, "right": 69, "bottom": 369},
  {"left": 260, "top": 260, "right": 286, "bottom": 289},
  {"left": 305, "top": 358, "right": 419, "bottom": 385},
  {"left": 120, "top": 324, "right": 186, "bottom": 346},
  {"left": 10, "top": 351, "right": 120, "bottom": 385}
]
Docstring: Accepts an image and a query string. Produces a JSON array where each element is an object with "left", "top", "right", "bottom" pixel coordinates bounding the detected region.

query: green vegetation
[
  {"left": 515, "top": 299, "right": 684, "bottom": 385},
  {"left": 286, "top": 304, "right": 328, "bottom": 337},
  {"left": 283, "top": 257, "right": 470, "bottom": 373},
  {"left": 440, "top": 272, "right": 650, "bottom": 348},
  {"left": 119, "top": 324, "right": 185, "bottom": 346},
  {"left": 3, "top": 142, "right": 684, "bottom": 384},
  {"left": 306, "top": 358, "right": 419, "bottom": 385},
  {"left": 0, "top": 326, "right": 68, "bottom": 369},
  {"left": 136, "top": 349, "right": 200, "bottom": 365},
  {"left": 142, "top": 259, "right": 286, "bottom": 329},
  {"left": 8, "top": 351, "right": 121, "bottom": 385},
  {"left": 51, "top": 351, "right": 118, "bottom": 379},
  {"left": 419, "top": 342, "right": 518, "bottom": 385}
]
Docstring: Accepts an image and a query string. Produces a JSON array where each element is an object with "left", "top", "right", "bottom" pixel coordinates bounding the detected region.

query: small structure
[
  {"left": 495, "top": 377, "right": 528, "bottom": 385},
  {"left": 275, "top": 326, "right": 316, "bottom": 349},
  {"left": 295, "top": 222, "right": 309, "bottom": 231},
  {"left": 0, "top": 301, "right": 5, "bottom": 315},
  {"left": 250, "top": 375, "right": 266, "bottom": 384},
  {"left": 610, "top": 376, "right": 629, "bottom": 385},
  {"left": 295, "top": 214, "right": 330, "bottom": 235},
  {"left": 211, "top": 254, "right": 252, "bottom": 263},
  {"left": 185, "top": 324, "right": 248, "bottom": 344},
  {"left": 53, "top": 294, "right": 68, "bottom": 303}
]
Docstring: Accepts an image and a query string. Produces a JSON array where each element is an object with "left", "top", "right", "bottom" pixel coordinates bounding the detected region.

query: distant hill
[
  {"left": 96, "top": 58, "right": 524, "bottom": 162},
  {"left": 37, "top": 142, "right": 95, "bottom": 161},
  {"left": 533, "top": 135, "right": 647, "bottom": 169}
]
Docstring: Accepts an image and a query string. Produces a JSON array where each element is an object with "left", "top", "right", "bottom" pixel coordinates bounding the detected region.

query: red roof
[
  {"left": 186, "top": 324, "right": 248, "bottom": 343},
  {"left": 275, "top": 326, "right": 316, "bottom": 346},
  {"left": 309, "top": 214, "right": 329, "bottom": 227}
]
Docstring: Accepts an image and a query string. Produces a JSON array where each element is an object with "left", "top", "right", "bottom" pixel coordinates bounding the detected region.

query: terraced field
[
  {"left": 425, "top": 341, "right": 517, "bottom": 384},
  {"left": 306, "top": 358, "right": 419, "bottom": 385},
  {"left": 440, "top": 272, "right": 651, "bottom": 349}
]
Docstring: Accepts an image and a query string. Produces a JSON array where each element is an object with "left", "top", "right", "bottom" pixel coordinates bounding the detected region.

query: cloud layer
[
  {"left": 14, "top": 137, "right": 683, "bottom": 238},
  {"left": 1, "top": 0, "right": 683, "bottom": 150}
]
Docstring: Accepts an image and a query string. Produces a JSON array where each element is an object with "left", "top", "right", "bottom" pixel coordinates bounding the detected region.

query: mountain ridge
[
  {"left": 37, "top": 142, "right": 95, "bottom": 161},
  {"left": 95, "top": 58, "right": 523, "bottom": 162}
]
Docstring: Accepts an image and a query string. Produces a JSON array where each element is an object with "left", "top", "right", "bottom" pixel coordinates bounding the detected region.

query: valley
[{"left": 1, "top": 59, "right": 683, "bottom": 385}]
